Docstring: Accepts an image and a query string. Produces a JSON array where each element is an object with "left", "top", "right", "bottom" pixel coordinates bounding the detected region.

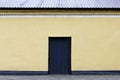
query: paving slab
[{"left": 0, "top": 75, "right": 120, "bottom": 80}]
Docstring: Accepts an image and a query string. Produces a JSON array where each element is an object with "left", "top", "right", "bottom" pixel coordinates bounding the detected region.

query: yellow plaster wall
[{"left": 0, "top": 17, "right": 120, "bottom": 71}]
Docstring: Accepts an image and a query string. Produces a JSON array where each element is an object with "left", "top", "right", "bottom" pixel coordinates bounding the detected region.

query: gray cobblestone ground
[{"left": 0, "top": 75, "right": 120, "bottom": 80}]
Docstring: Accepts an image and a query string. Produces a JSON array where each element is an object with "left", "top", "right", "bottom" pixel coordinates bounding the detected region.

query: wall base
[
  {"left": 72, "top": 71, "right": 120, "bottom": 75},
  {"left": 0, "top": 71, "right": 48, "bottom": 75},
  {"left": 0, "top": 71, "right": 120, "bottom": 75}
]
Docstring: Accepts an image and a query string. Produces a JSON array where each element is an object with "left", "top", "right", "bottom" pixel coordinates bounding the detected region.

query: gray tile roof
[{"left": 0, "top": 0, "right": 120, "bottom": 8}]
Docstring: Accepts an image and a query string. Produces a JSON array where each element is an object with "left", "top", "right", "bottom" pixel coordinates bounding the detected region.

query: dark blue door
[{"left": 49, "top": 37, "right": 71, "bottom": 74}]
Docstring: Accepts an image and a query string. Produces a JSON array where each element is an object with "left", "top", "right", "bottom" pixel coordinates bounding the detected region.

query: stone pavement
[{"left": 0, "top": 75, "right": 120, "bottom": 80}]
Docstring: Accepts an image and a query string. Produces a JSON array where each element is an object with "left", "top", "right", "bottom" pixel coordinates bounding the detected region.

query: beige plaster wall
[{"left": 0, "top": 17, "right": 120, "bottom": 71}]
